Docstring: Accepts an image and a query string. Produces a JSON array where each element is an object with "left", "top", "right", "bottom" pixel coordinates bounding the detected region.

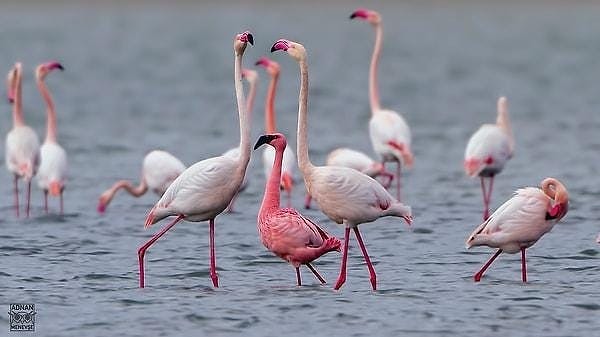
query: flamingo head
[
  {"left": 541, "top": 177, "right": 569, "bottom": 221},
  {"left": 36, "top": 61, "right": 64, "bottom": 81},
  {"left": 234, "top": 31, "right": 254, "bottom": 56},
  {"left": 255, "top": 56, "right": 280, "bottom": 77},
  {"left": 350, "top": 8, "right": 381, "bottom": 25},
  {"left": 241, "top": 68, "right": 258, "bottom": 84},
  {"left": 6, "top": 62, "right": 22, "bottom": 104},
  {"left": 97, "top": 193, "right": 111, "bottom": 214},
  {"left": 253, "top": 133, "right": 287, "bottom": 152},
  {"left": 271, "top": 39, "right": 306, "bottom": 61}
]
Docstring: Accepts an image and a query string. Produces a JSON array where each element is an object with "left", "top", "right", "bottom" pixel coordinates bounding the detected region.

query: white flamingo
[
  {"left": 138, "top": 31, "right": 253, "bottom": 288},
  {"left": 271, "top": 39, "right": 412, "bottom": 291},
  {"left": 464, "top": 96, "right": 514, "bottom": 220},
  {"left": 351, "top": 8, "right": 414, "bottom": 201},
  {"left": 5, "top": 62, "right": 40, "bottom": 218}
]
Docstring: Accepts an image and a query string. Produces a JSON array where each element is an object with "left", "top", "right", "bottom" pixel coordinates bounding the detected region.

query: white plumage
[{"left": 143, "top": 150, "right": 186, "bottom": 195}]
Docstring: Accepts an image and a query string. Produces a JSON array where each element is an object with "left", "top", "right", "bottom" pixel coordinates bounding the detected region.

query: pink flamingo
[
  {"left": 97, "top": 150, "right": 186, "bottom": 213},
  {"left": 5, "top": 62, "right": 40, "bottom": 218},
  {"left": 350, "top": 8, "right": 413, "bottom": 202},
  {"left": 271, "top": 39, "right": 412, "bottom": 291},
  {"left": 254, "top": 133, "right": 341, "bottom": 286},
  {"left": 35, "top": 61, "right": 68, "bottom": 214},
  {"left": 255, "top": 57, "right": 296, "bottom": 207},
  {"left": 138, "top": 31, "right": 253, "bottom": 288},
  {"left": 304, "top": 148, "right": 394, "bottom": 209},
  {"left": 464, "top": 96, "right": 514, "bottom": 220},
  {"left": 466, "top": 177, "right": 569, "bottom": 282}
]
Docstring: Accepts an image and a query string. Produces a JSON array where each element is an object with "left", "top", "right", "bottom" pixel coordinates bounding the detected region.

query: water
[{"left": 1, "top": 1, "right": 599, "bottom": 336}]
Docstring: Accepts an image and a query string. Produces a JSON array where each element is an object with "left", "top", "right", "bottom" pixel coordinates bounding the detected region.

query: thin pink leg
[
  {"left": 353, "top": 227, "right": 377, "bottom": 290},
  {"left": 333, "top": 226, "right": 351, "bottom": 290},
  {"left": 14, "top": 175, "right": 19, "bottom": 218},
  {"left": 304, "top": 193, "right": 312, "bottom": 209},
  {"left": 481, "top": 176, "right": 495, "bottom": 221},
  {"left": 306, "top": 263, "right": 326, "bottom": 284},
  {"left": 379, "top": 170, "right": 394, "bottom": 189},
  {"left": 396, "top": 162, "right": 402, "bottom": 201},
  {"left": 60, "top": 191, "right": 64, "bottom": 215},
  {"left": 521, "top": 247, "right": 527, "bottom": 283},
  {"left": 209, "top": 219, "right": 219, "bottom": 287},
  {"left": 295, "top": 267, "right": 302, "bottom": 286},
  {"left": 44, "top": 190, "right": 48, "bottom": 214},
  {"left": 138, "top": 215, "right": 184, "bottom": 288},
  {"left": 25, "top": 180, "right": 31, "bottom": 218},
  {"left": 474, "top": 248, "right": 502, "bottom": 282}
]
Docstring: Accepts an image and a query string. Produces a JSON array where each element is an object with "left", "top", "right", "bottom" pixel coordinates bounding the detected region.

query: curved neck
[
  {"left": 369, "top": 23, "right": 383, "bottom": 114},
  {"left": 265, "top": 72, "right": 279, "bottom": 133},
  {"left": 37, "top": 77, "right": 57, "bottom": 143},
  {"left": 108, "top": 179, "right": 148, "bottom": 201},
  {"left": 234, "top": 51, "right": 251, "bottom": 171},
  {"left": 297, "top": 58, "right": 314, "bottom": 174},
  {"left": 259, "top": 143, "right": 284, "bottom": 215},
  {"left": 13, "top": 71, "right": 24, "bottom": 127}
]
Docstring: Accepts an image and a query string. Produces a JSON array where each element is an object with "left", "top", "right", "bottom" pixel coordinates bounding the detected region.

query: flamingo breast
[
  {"left": 369, "top": 109, "right": 411, "bottom": 162},
  {"left": 37, "top": 142, "right": 67, "bottom": 190},
  {"left": 142, "top": 150, "right": 186, "bottom": 195},
  {"left": 5, "top": 126, "right": 41, "bottom": 179}
]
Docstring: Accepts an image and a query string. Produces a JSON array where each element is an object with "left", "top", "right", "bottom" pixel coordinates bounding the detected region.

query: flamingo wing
[
  {"left": 143, "top": 150, "right": 186, "bottom": 194},
  {"left": 37, "top": 142, "right": 67, "bottom": 190},
  {"left": 259, "top": 208, "right": 326, "bottom": 253},
  {"left": 369, "top": 109, "right": 411, "bottom": 159}
]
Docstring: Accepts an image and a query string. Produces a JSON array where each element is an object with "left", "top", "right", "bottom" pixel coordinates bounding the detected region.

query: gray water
[{"left": 1, "top": 1, "right": 599, "bottom": 336}]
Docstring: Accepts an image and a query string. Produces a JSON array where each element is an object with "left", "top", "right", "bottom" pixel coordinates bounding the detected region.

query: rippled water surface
[{"left": 1, "top": 1, "right": 599, "bottom": 336}]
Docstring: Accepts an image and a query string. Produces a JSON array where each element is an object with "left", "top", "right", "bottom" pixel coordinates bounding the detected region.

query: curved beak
[
  {"left": 254, "top": 134, "right": 274, "bottom": 150},
  {"left": 271, "top": 40, "right": 289, "bottom": 53},
  {"left": 246, "top": 33, "right": 254, "bottom": 46},
  {"left": 403, "top": 215, "right": 413, "bottom": 227}
]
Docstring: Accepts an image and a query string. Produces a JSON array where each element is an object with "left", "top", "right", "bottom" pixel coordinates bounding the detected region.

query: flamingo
[
  {"left": 464, "top": 96, "right": 514, "bottom": 220},
  {"left": 350, "top": 8, "right": 414, "bottom": 202},
  {"left": 466, "top": 177, "right": 569, "bottom": 282},
  {"left": 255, "top": 56, "right": 296, "bottom": 207},
  {"left": 254, "top": 133, "right": 341, "bottom": 286},
  {"left": 271, "top": 39, "right": 412, "bottom": 291},
  {"left": 35, "top": 61, "right": 68, "bottom": 214},
  {"left": 5, "top": 62, "right": 40, "bottom": 218},
  {"left": 304, "top": 148, "right": 394, "bottom": 209},
  {"left": 138, "top": 31, "right": 253, "bottom": 288},
  {"left": 97, "top": 150, "right": 186, "bottom": 213}
]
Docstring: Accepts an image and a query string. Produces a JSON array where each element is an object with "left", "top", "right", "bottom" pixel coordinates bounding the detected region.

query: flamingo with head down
[{"left": 271, "top": 38, "right": 412, "bottom": 291}]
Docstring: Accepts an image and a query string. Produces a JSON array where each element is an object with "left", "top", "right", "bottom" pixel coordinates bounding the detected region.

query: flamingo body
[
  {"left": 37, "top": 142, "right": 67, "bottom": 195},
  {"left": 464, "top": 124, "right": 512, "bottom": 177},
  {"left": 262, "top": 145, "right": 295, "bottom": 189},
  {"left": 143, "top": 150, "right": 186, "bottom": 195},
  {"left": 369, "top": 109, "right": 413, "bottom": 167},
  {"left": 6, "top": 126, "right": 41, "bottom": 180}
]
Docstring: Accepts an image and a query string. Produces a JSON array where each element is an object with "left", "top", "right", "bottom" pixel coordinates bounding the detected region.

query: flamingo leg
[
  {"left": 44, "top": 190, "right": 48, "bottom": 214},
  {"left": 379, "top": 170, "right": 394, "bottom": 189},
  {"left": 474, "top": 248, "right": 503, "bottom": 282},
  {"left": 209, "top": 219, "right": 219, "bottom": 287},
  {"left": 60, "top": 191, "right": 64, "bottom": 215},
  {"left": 353, "top": 227, "right": 377, "bottom": 290},
  {"left": 304, "top": 193, "right": 312, "bottom": 209},
  {"left": 13, "top": 175, "right": 19, "bottom": 218},
  {"left": 396, "top": 162, "right": 402, "bottom": 201},
  {"left": 521, "top": 247, "right": 527, "bottom": 283},
  {"left": 295, "top": 267, "right": 302, "bottom": 286},
  {"left": 306, "top": 263, "right": 326, "bottom": 284},
  {"left": 287, "top": 190, "right": 292, "bottom": 208},
  {"left": 25, "top": 180, "right": 31, "bottom": 218},
  {"left": 137, "top": 215, "right": 184, "bottom": 288},
  {"left": 333, "top": 226, "right": 351, "bottom": 290},
  {"left": 481, "top": 176, "right": 495, "bottom": 221}
]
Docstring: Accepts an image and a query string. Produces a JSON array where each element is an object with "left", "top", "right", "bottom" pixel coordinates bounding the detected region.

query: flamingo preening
[
  {"left": 466, "top": 177, "right": 568, "bottom": 282},
  {"left": 35, "top": 61, "right": 68, "bottom": 214},
  {"left": 5, "top": 62, "right": 41, "bottom": 218},
  {"left": 138, "top": 31, "right": 253, "bottom": 288},
  {"left": 350, "top": 8, "right": 413, "bottom": 202},
  {"left": 254, "top": 133, "right": 341, "bottom": 286},
  {"left": 464, "top": 96, "right": 514, "bottom": 221},
  {"left": 271, "top": 39, "right": 412, "bottom": 291}
]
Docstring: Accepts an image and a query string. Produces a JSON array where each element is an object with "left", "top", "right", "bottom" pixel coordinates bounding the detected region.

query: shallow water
[{"left": 1, "top": 1, "right": 599, "bottom": 336}]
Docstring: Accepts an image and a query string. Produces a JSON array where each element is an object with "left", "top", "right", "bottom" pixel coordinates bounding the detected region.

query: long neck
[
  {"left": 37, "top": 77, "right": 57, "bottom": 143},
  {"left": 246, "top": 79, "right": 257, "bottom": 121},
  {"left": 297, "top": 58, "right": 314, "bottom": 174},
  {"left": 234, "top": 51, "right": 251, "bottom": 171},
  {"left": 496, "top": 100, "right": 514, "bottom": 152},
  {"left": 13, "top": 71, "right": 24, "bottom": 127},
  {"left": 265, "top": 72, "right": 279, "bottom": 133},
  {"left": 259, "top": 144, "right": 284, "bottom": 214},
  {"left": 109, "top": 179, "right": 148, "bottom": 200},
  {"left": 369, "top": 23, "right": 383, "bottom": 114}
]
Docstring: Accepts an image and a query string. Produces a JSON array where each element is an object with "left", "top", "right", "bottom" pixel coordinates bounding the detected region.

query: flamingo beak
[
  {"left": 254, "top": 134, "right": 276, "bottom": 150},
  {"left": 271, "top": 40, "right": 289, "bottom": 53},
  {"left": 255, "top": 57, "right": 270, "bottom": 67},
  {"left": 350, "top": 9, "right": 369, "bottom": 20},
  {"left": 403, "top": 215, "right": 413, "bottom": 227}
]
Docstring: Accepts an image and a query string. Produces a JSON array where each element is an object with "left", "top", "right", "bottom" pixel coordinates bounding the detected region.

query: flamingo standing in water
[
  {"left": 5, "top": 62, "right": 40, "bottom": 218},
  {"left": 254, "top": 133, "right": 341, "bottom": 286},
  {"left": 138, "top": 31, "right": 253, "bottom": 288},
  {"left": 464, "top": 96, "right": 514, "bottom": 220},
  {"left": 466, "top": 177, "right": 568, "bottom": 282},
  {"left": 271, "top": 39, "right": 412, "bottom": 291},
  {"left": 35, "top": 61, "right": 68, "bottom": 214},
  {"left": 350, "top": 8, "right": 414, "bottom": 202},
  {"left": 255, "top": 56, "right": 296, "bottom": 207},
  {"left": 97, "top": 150, "right": 186, "bottom": 213}
]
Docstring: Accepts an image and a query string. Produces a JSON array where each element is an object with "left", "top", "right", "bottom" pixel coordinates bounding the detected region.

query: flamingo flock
[{"left": 9, "top": 7, "right": 599, "bottom": 292}]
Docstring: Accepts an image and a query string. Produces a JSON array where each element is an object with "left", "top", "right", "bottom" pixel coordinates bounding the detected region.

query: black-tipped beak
[
  {"left": 247, "top": 33, "right": 254, "bottom": 46},
  {"left": 57, "top": 64, "right": 65, "bottom": 71},
  {"left": 254, "top": 134, "right": 275, "bottom": 150},
  {"left": 270, "top": 45, "right": 278, "bottom": 53},
  {"left": 350, "top": 13, "right": 357, "bottom": 19}
]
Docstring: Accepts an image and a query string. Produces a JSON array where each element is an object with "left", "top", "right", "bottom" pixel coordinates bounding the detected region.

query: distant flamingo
[
  {"left": 35, "top": 61, "right": 68, "bottom": 214},
  {"left": 5, "top": 62, "right": 40, "bottom": 218},
  {"left": 254, "top": 133, "right": 341, "bottom": 285},
  {"left": 350, "top": 8, "right": 413, "bottom": 202},
  {"left": 255, "top": 56, "right": 296, "bottom": 207},
  {"left": 272, "top": 39, "right": 412, "bottom": 291},
  {"left": 97, "top": 150, "right": 185, "bottom": 213},
  {"left": 304, "top": 148, "right": 394, "bottom": 209},
  {"left": 464, "top": 96, "right": 514, "bottom": 220},
  {"left": 138, "top": 31, "right": 253, "bottom": 288},
  {"left": 466, "top": 177, "right": 568, "bottom": 282}
]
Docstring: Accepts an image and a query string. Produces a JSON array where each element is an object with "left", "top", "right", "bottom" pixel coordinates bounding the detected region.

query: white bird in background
[
  {"left": 35, "top": 61, "right": 68, "bottom": 214},
  {"left": 271, "top": 39, "right": 412, "bottom": 291},
  {"left": 97, "top": 150, "right": 186, "bottom": 213},
  {"left": 351, "top": 8, "right": 414, "bottom": 202},
  {"left": 464, "top": 96, "right": 514, "bottom": 220},
  {"left": 5, "top": 62, "right": 41, "bottom": 218},
  {"left": 138, "top": 31, "right": 254, "bottom": 288},
  {"left": 255, "top": 56, "right": 296, "bottom": 207}
]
